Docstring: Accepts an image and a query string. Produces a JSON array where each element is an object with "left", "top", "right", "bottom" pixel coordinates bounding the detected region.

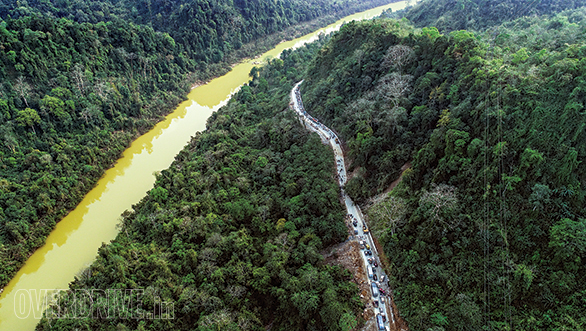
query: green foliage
[
  {"left": 300, "top": 10, "right": 586, "bottom": 331},
  {"left": 404, "top": 0, "right": 586, "bottom": 33},
  {"left": 0, "top": 0, "right": 393, "bottom": 290},
  {"left": 15, "top": 107, "right": 40, "bottom": 129},
  {"left": 36, "top": 41, "right": 362, "bottom": 331},
  {"left": 0, "top": 0, "right": 392, "bottom": 64},
  {"left": 549, "top": 218, "right": 586, "bottom": 267}
]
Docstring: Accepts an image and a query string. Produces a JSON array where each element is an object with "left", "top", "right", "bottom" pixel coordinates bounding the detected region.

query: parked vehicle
[
  {"left": 373, "top": 300, "right": 379, "bottom": 308},
  {"left": 371, "top": 283, "right": 379, "bottom": 297},
  {"left": 373, "top": 274, "right": 378, "bottom": 281},
  {"left": 377, "top": 314, "right": 385, "bottom": 330},
  {"left": 367, "top": 265, "right": 373, "bottom": 279},
  {"left": 374, "top": 261, "right": 378, "bottom": 267},
  {"left": 365, "top": 243, "right": 370, "bottom": 250}
]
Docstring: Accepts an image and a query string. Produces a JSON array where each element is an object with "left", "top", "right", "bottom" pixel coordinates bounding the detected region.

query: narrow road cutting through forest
[{"left": 290, "top": 81, "right": 396, "bottom": 331}]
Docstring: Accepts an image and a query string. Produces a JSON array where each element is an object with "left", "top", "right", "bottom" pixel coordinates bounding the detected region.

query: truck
[
  {"left": 367, "top": 265, "right": 373, "bottom": 279},
  {"left": 371, "top": 282, "right": 379, "bottom": 297},
  {"left": 377, "top": 314, "right": 385, "bottom": 330}
]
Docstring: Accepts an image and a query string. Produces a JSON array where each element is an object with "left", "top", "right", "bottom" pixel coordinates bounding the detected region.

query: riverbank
[
  {"left": 0, "top": 2, "right": 411, "bottom": 330},
  {"left": 0, "top": 0, "right": 403, "bottom": 291}
]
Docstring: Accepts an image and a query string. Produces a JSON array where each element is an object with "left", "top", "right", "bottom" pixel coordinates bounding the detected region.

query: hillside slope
[
  {"left": 0, "top": 0, "right": 394, "bottom": 287},
  {"left": 300, "top": 11, "right": 586, "bottom": 330},
  {"left": 36, "top": 42, "right": 365, "bottom": 331},
  {"left": 404, "top": 0, "right": 586, "bottom": 32}
]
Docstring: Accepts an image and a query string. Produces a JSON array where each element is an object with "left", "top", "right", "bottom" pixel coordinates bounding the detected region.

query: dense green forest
[
  {"left": 404, "top": 0, "right": 586, "bottom": 32},
  {"left": 7, "top": 0, "right": 586, "bottom": 330},
  {"left": 299, "top": 7, "right": 586, "bottom": 330},
  {"left": 0, "top": 0, "right": 393, "bottom": 63},
  {"left": 0, "top": 0, "right": 395, "bottom": 288},
  {"left": 37, "top": 40, "right": 365, "bottom": 331}
]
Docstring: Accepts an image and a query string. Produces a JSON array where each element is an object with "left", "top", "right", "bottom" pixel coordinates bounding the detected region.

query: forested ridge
[
  {"left": 299, "top": 6, "right": 586, "bottom": 330},
  {"left": 6, "top": 0, "right": 586, "bottom": 330},
  {"left": 404, "top": 0, "right": 586, "bottom": 32},
  {"left": 37, "top": 41, "right": 365, "bottom": 331},
  {"left": 1, "top": 0, "right": 393, "bottom": 63},
  {"left": 0, "top": 0, "right": 395, "bottom": 288}
]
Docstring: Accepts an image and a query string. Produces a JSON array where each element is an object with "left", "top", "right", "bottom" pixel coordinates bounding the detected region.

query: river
[{"left": 0, "top": 1, "right": 409, "bottom": 329}]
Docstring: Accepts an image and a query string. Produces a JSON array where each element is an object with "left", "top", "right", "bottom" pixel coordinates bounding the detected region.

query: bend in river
[{"left": 0, "top": 2, "right": 409, "bottom": 329}]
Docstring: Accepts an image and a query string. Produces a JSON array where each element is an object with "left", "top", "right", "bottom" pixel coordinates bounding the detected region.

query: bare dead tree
[
  {"left": 13, "top": 76, "right": 31, "bottom": 107},
  {"left": 376, "top": 72, "right": 413, "bottom": 109},
  {"left": 369, "top": 196, "right": 408, "bottom": 238},
  {"left": 71, "top": 63, "right": 87, "bottom": 95},
  {"left": 354, "top": 48, "right": 366, "bottom": 67},
  {"left": 93, "top": 79, "right": 112, "bottom": 101},
  {"left": 347, "top": 97, "right": 376, "bottom": 125},
  {"left": 80, "top": 105, "right": 101, "bottom": 125},
  {"left": 381, "top": 44, "right": 414, "bottom": 73},
  {"left": 139, "top": 56, "right": 151, "bottom": 78},
  {"left": 419, "top": 183, "right": 460, "bottom": 233}
]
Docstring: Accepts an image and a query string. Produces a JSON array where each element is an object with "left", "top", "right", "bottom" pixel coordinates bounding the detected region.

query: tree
[
  {"left": 71, "top": 63, "right": 87, "bottom": 95},
  {"left": 15, "top": 108, "right": 40, "bottom": 133},
  {"left": 79, "top": 105, "right": 102, "bottom": 126},
  {"left": 418, "top": 183, "right": 459, "bottom": 234},
  {"left": 549, "top": 218, "right": 586, "bottom": 269},
  {"left": 376, "top": 72, "right": 413, "bottom": 109},
  {"left": 368, "top": 195, "right": 407, "bottom": 239},
  {"left": 40, "top": 95, "right": 67, "bottom": 119},
  {"left": 381, "top": 44, "right": 414, "bottom": 73},
  {"left": 1, "top": 125, "right": 18, "bottom": 152},
  {"left": 339, "top": 312, "right": 358, "bottom": 331},
  {"left": 13, "top": 76, "right": 31, "bottom": 108},
  {"left": 94, "top": 79, "right": 112, "bottom": 101}
]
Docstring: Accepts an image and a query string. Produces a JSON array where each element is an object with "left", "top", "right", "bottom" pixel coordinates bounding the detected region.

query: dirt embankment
[
  {"left": 323, "top": 219, "right": 409, "bottom": 331},
  {"left": 323, "top": 239, "right": 375, "bottom": 329}
]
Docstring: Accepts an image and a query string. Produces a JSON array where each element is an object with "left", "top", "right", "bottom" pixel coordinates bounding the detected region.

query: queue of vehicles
[
  {"left": 354, "top": 216, "right": 389, "bottom": 330},
  {"left": 292, "top": 82, "right": 389, "bottom": 330}
]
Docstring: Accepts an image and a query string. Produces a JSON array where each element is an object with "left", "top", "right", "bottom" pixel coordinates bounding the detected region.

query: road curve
[{"left": 290, "top": 81, "right": 395, "bottom": 330}]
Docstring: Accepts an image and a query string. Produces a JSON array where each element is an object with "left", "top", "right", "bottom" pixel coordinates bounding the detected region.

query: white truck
[
  {"left": 371, "top": 282, "right": 379, "bottom": 297},
  {"left": 367, "top": 265, "right": 373, "bottom": 279}
]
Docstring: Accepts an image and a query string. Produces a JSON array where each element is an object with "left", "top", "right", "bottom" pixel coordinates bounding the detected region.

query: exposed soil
[
  {"left": 323, "top": 239, "right": 375, "bottom": 331},
  {"left": 323, "top": 217, "right": 409, "bottom": 331},
  {"left": 386, "top": 162, "right": 411, "bottom": 194},
  {"left": 362, "top": 162, "right": 411, "bottom": 211}
]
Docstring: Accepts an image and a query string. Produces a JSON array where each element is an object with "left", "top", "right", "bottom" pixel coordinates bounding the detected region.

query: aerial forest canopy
[
  {"left": 0, "top": 0, "right": 392, "bottom": 287},
  {"left": 36, "top": 41, "right": 364, "bottom": 331},
  {"left": 404, "top": 0, "right": 586, "bottom": 32},
  {"left": 4, "top": 0, "right": 586, "bottom": 330},
  {"left": 0, "top": 0, "right": 392, "bottom": 62},
  {"left": 300, "top": 7, "right": 586, "bottom": 330}
]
